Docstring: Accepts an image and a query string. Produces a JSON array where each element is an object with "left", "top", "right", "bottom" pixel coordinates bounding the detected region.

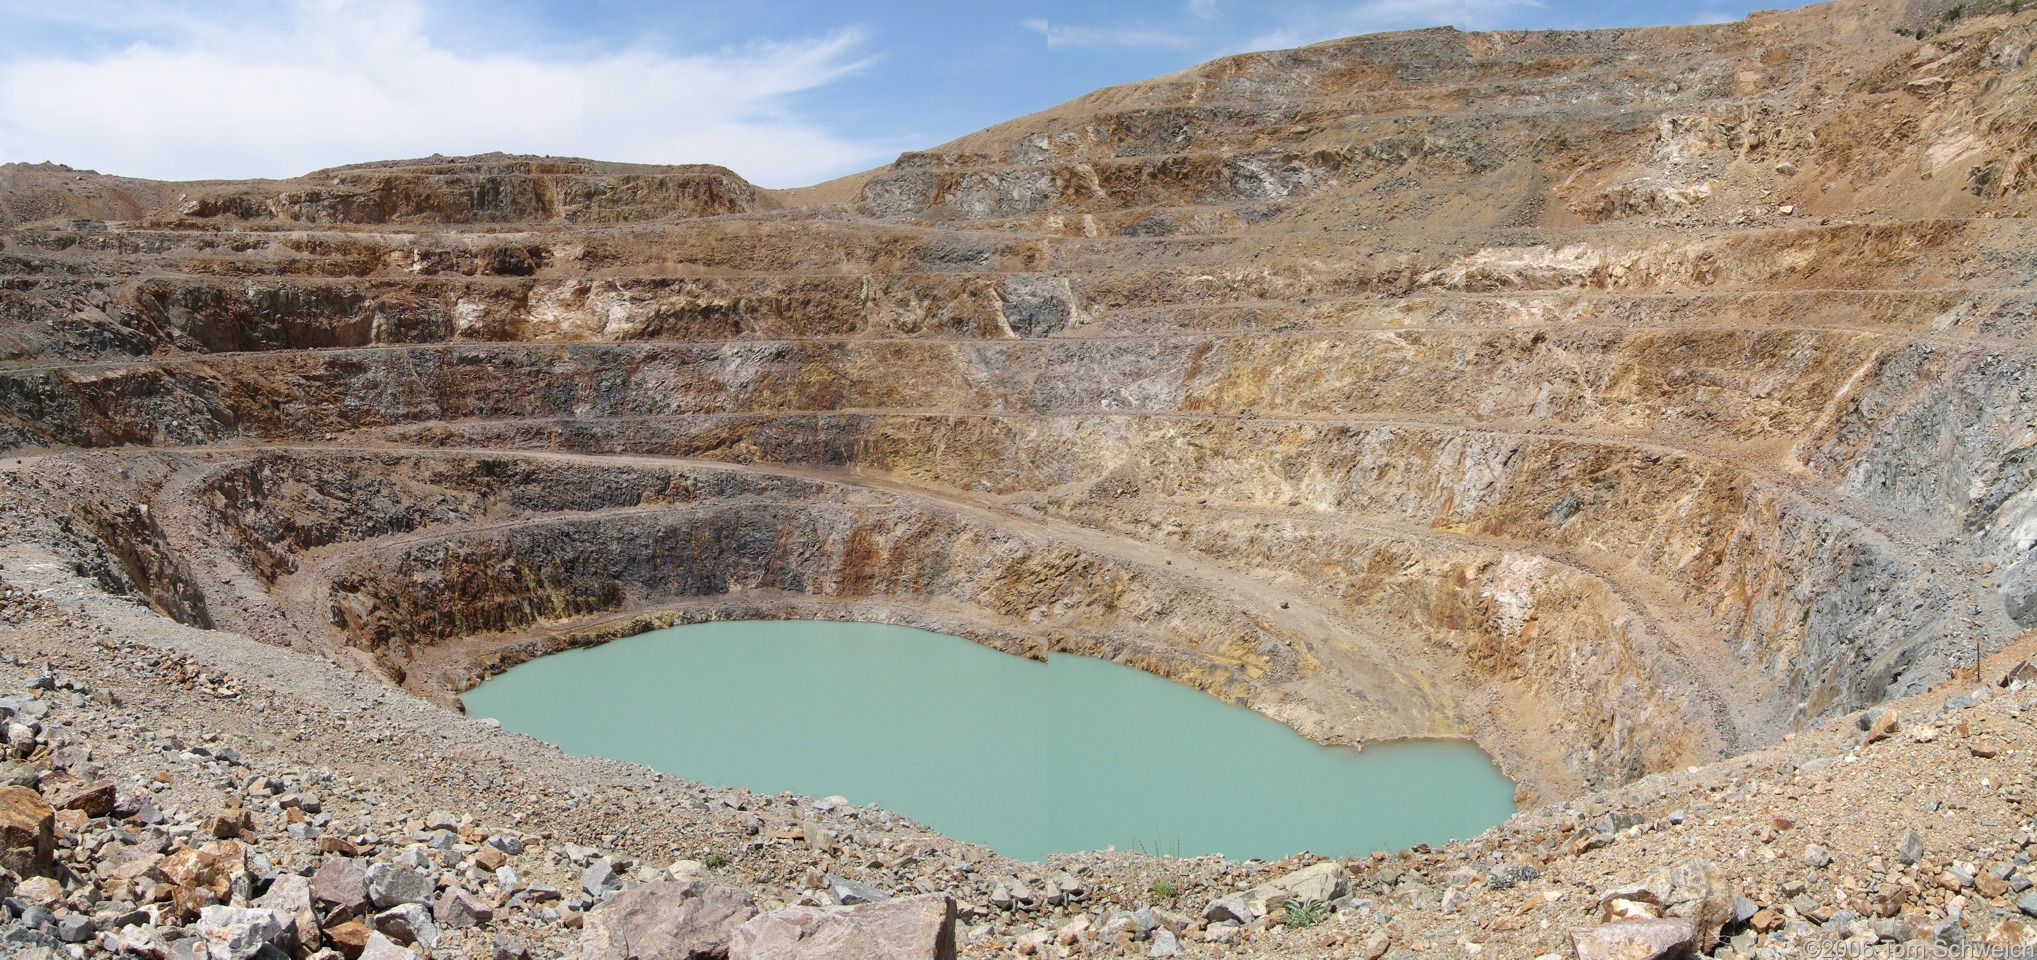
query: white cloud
[
  {"left": 0, "top": 0, "right": 890, "bottom": 188},
  {"left": 1241, "top": 0, "right": 1545, "bottom": 52},
  {"left": 1188, "top": 0, "right": 1220, "bottom": 20},
  {"left": 1022, "top": 19, "right": 1203, "bottom": 51}
]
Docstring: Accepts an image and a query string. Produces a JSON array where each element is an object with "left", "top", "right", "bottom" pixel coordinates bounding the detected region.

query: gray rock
[
  {"left": 1102, "top": 908, "right": 1157, "bottom": 941},
  {"left": 1147, "top": 927, "right": 1182, "bottom": 958},
  {"left": 365, "top": 862, "right": 434, "bottom": 909},
  {"left": 253, "top": 873, "right": 317, "bottom": 949},
  {"left": 195, "top": 905, "right": 289, "bottom": 960},
  {"left": 0, "top": 763, "right": 34, "bottom": 789},
  {"left": 0, "top": 924, "right": 59, "bottom": 951},
  {"left": 493, "top": 935, "right": 531, "bottom": 960},
  {"left": 51, "top": 914, "right": 92, "bottom": 943},
  {"left": 2018, "top": 891, "right": 2037, "bottom": 918},
  {"left": 1898, "top": 829, "right": 1925, "bottom": 866},
  {"left": 727, "top": 894, "right": 956, "bottom": 960},
  {"left": 1201, "top": 894, "right": 1253, "bottom": 925},
  {"left": 1731, "top": 896, "right": 1758, "bottom": 924},
  {"left": 375, "top": 902, "right": 441, "bottom": 948},
  {"left": 1486, "top": 865, "right": 1541, "bottom": 890},
  {"left": 361, "top": 931, "right": 417, "bottom": 960},
  {"left": 436, "top": 887, "right": 494, "bottom": 929},
  {"left": 824, "top": 874, "right": 889, "bottom": 906},
  {"left": 582, "top": 858, "right": 626, "bottom": 900},
  {"left": 1263, "top": 862, "right": 1350, "bottom": 904},
  {"left": 1593, "top": 811, "right": 1645, "bottom": 835},
  {"left": 393, "top": 846, "right": 433, "bottom": 871},
  {"left": 1995, "top": 546, "right": 2037, "bottom": 626},
  {"left": 579, "top": 879, "right": 758, "bottom": 960},
  {"left": 1804, "top": 845, "right": 1832, "bottom": 868},
  {"left": 116, "top": 925, "right": 170, "bottom": 957},
  {"left": 998, "top": 276, "right": 1080, "bottom": 339}
]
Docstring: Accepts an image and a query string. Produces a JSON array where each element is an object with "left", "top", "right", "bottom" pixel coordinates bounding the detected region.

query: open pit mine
[{"left": 3, "top": 0, "right": 2037, "bottom": 956}]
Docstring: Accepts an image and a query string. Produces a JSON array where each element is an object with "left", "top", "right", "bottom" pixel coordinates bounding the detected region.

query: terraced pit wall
[{"left": 3, "top": 0, "right": 2035, "bottom": 798}]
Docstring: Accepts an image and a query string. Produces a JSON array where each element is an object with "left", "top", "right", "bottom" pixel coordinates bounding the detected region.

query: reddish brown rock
[
  {"left": 208, "top": 805, "right": 254, "bottom": 839},
  {"left": 53, "top": 779, "right": 115, "bottom": 818},
  {"left": 326, "top": 920, "right": 373, "bottom": 960},
  {"left": 435, "top": 887, "right": 493, "bottom": 929},
  {"left": 579, "top": 879, "right": 758, "bottom": 960},
  {"left": 729, "top": 895, "right": 957, "bottom": 960},
  {"left": 473, "top": 845, "right": 508, "bottom": 871},
  {"left": 322, "top": 837, "right": 371, "bottom": 857},
  {"left": 1569, "top": 918, "right": 1696, "bottom": 960},
  {"left": 313, "top": 858, "right": 372, "bottom": 920}
]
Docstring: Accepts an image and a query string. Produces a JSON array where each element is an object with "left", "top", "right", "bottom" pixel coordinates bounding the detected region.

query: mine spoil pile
[{"left": 3, "top": 0, "right": 2037, "bottom": 955}]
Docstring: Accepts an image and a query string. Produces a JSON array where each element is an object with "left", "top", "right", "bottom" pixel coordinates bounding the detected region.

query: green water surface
[{"left": 462, "top": 619, "right": 1515, "bottom": 862}]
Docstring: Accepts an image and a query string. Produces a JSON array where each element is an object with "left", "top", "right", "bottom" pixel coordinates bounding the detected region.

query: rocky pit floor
[{"left": 2, "top": 540, "right": 2034, "bottom": 960}]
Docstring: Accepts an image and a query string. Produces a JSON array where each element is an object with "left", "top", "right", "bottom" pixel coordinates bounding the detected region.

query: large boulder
[
  {"left": 1661, "top": 860, "right": 1735, "bottom": 950},
  {"left": 1256, "top": 861, "right": 1349, "bottom": 904},
  {"left": 195, "top": 905, "right": 292, "bottom": 960},
  {"left": 366, "top": 862, "right": 435, "bottom": 909},
  {"left": 1569, "top": 917, "right": 1696, "bottom": 960},
  {"left": 729, "top": 895, "right": 956, "bottom": 960},
  {"left": 2001, "top": 554, "right": 2037, "bottom": 626},
  {"left": 0, "top": 785, "right": 53, "bottom": 877},
  {"left": 582, "top": 858, "right": 627, "bottom": 900},
  {"left": 1203, "top": 861, "right": 1350, "bottom": 921},
  {"left": 436, "top": 887, "right": 494, "bottom": 929},
  {"left": 52, "top": 780, "right": 116, "bottom": 818},
  {"left": 1597, "top": 860, "right": 1735, "bottom": 950},
  {"left": 360, "top": 930, "right": 418, "bottom": 960},
  {"left": 314, "top": 857, "right": 372, "bottom": 919},
  {"left": 579, "top": 879, "right": 758, "bottom": 960},
  {"left": 376, "top": 902, "right": 442, "bottom": 949},
  {"left": 253, "top": 873, "right": 318, "bottom": 952}
]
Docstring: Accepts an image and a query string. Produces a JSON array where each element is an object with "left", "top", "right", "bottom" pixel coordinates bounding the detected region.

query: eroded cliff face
[{"left": 3, "top": 0, "right": 2035, "bottom": 798}]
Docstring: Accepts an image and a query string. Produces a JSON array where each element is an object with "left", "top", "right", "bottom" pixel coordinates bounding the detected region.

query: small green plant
[
  {"left": 1133, "top": 834, "right": 1183, "bottom": 903},
  {"left": 1133, "top": 834, "right": 1182, "bottom": 858},
  {"left": 702, "top": 850, "right": 730, "bottom": 870},
  {"left": 1282, "top": 898, "right": 1331, "bottom": 930},
  {"left": 1943, "top": 3, "right": 1966, "bottom": 21}
]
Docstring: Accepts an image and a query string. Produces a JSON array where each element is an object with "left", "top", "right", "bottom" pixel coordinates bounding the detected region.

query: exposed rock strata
[{"left": 4, "top": 0, "right": 2037, "bottom": 808}]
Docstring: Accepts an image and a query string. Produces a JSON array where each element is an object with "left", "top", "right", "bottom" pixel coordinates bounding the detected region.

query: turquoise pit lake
[{"left": 461, "top": 619, "right": 1515, "bottom": 862}]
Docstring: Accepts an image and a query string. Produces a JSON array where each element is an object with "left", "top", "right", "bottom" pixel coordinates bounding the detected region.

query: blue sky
[{"left": 0, "top": 0, "right": 1814, "bottom": 188}]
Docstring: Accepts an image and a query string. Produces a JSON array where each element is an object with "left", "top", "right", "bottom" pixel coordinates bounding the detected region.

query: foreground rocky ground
[{"left": 2, "top": 543, "right": 2033, "bottom": 960}]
